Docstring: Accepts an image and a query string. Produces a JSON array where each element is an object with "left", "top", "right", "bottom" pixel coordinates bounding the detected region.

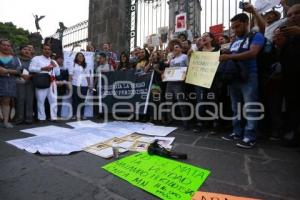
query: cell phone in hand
[
  {"left": 239, "top": 1, "right": 246, "bottom": 9},
  {"left": 50, "top": 60, "right": 56, "bottom": 67}
]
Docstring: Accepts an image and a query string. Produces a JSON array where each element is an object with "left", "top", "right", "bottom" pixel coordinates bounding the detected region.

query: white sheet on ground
[
  {"left": 7, "top": 121, "right": 177, "bottom": 155},
  {"left": 6, "top": 136, "right": 81, "bottom": 155},
  {"left": 20, "top": 125, "right": 71, "bottom": 136},
  {"left": 66, "top": 120, "right": 103, "bottom": 128}
]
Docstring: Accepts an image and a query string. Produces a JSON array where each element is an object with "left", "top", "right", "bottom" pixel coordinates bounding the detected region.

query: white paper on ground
[
  {"left": 9, "top": 121, "right": 177, "bottom": 155},
  {"left": 50, "top": 131, "right": 108, "bottom": 149},
  {"left": 136, "top": 136, "right": 156, "bottom": 143},
  {"left": 20, "top": 125, "right": 71, "bottom": 136},
  {"left": 66, "top": 120, "right": 104, "bottom": 128},
  {"left": 84, "top": 141, "right": 128, "bottom": 158},
  {"left": 154, "top": 136, "right": 175, "bottom": 149},
  {"left": 7, "top": 136, "right": 81, "bottom": 155},
  {"left": 138, "top": 125, "right": 177, "bottom": 136}
]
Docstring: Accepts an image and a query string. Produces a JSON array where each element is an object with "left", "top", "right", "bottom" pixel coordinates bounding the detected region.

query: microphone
[{"left": 147, "top": 140, "right": 187, "bottom": 160}]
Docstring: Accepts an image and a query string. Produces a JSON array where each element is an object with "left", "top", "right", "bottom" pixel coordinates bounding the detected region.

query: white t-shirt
[
  {"left": 170, "top": 54, "right": 188, "bottom": 68},
  {"left": 68, "top": 63, "right": 90, "bottom": 87},
  {"left": 95, "top": 63, "right": 113, "bottom": 74}
]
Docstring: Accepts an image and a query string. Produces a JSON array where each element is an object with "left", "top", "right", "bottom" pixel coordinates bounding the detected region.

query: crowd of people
[{"left": 0, "top": 3, "right": 299, "bottom": 149}]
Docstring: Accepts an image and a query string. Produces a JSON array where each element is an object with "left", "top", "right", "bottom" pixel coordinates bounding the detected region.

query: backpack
[
  {"left": 216, "top": 31, "right": 278, "bottom": 87},
  {"left": 215, "top": 35, "right": 251, "bottom": 85},
  {"left": 247, "top": 31, "right": 279, "bottom": 84}
]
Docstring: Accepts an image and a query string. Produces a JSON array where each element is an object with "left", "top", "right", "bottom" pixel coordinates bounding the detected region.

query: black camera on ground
[{"left": 147, "top": 140, "right": 187, "bottom": 160}]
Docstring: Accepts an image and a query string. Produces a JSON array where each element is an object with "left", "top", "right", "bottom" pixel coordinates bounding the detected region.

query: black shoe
[
  {"left": 193, "top": 127, "right": 201, "bottom": 133},
  {"left": 236, "top": 138, "right": 256, "bottom": 149},
  {"left": 162, "top": 119, "right": 172, "bottom": 126},
  {"left": 193, "top": 122, "right": 204, "bottom": 133},
  {"left": 221, "top": 133, "right": 242, "bottom": 141},
  {"left": 181, "top": 125, "right": 190, "bottom": 131},
  {"left": 24, "top": 120, "right": 33, "bottom": 125},
  {"left": 14, "top": 119, "right": 24, "bottom": 125}
]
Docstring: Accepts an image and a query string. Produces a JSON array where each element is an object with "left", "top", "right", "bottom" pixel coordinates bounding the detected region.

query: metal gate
[{"left": 51, "top": 0, "right": 285, "bottom": 51}]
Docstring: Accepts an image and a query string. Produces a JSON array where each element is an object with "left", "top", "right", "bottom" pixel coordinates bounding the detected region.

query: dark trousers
[
  {"left": 72, "top": 85, "right": 88, "bottom": 117},
  {"left": 263, "top": 77, "right": 283, "bottom": 137},
  {"left": 15, "top": 80, "right": 34, "bottom": 122},
  {"left": 165, "top": 82, "right": 188, "bottom": 126}
]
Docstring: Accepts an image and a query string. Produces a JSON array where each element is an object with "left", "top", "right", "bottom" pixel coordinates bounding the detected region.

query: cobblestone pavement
[{"left": 1, "top": 120, "right": 299, "bottom": 200}]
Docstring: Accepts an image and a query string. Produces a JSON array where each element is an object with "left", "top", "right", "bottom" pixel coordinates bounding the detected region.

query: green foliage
[
  {"left": 0, "top": 22, "right": 30, "bottom": 46},
  {"left": 0, "top": 22, "right": 43, "bottom": 54}
]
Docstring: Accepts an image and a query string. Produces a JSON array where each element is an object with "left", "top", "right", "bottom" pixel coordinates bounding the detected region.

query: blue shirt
[{"left": 230, "top": 32, "right": 265, "bottom": 72}]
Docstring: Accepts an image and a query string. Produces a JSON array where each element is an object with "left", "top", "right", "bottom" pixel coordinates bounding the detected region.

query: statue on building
[
  {"left": 33, "top": 14, "right": 45, "bottom": 32},
  {"left": 56, "top": 22, "right": 67, "bottom": 41}
]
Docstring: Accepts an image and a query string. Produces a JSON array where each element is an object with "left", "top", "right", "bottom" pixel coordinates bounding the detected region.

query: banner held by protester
[
  {"left": 99, "top": 70, "right": 154, "bottom": 114},
  {"left": 185, "top": 51, "right": 220, "bottom": 88}
]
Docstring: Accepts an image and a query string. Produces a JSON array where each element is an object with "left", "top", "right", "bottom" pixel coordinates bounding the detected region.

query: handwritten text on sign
[
  {"left": 102, "top": 153, "right": 210, "bottom": 200},
  {"left": 186, "top": 51, "right": 220, "bottom": 89}
]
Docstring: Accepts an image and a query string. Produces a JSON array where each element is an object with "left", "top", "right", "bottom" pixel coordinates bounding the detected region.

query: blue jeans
[{"left": 229, "top": 73, "right": 259, "bottom": 141}]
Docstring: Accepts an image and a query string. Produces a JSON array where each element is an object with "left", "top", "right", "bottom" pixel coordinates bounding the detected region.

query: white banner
[{"left": 254, "top": 0, "right": 281, "bottom": 13}]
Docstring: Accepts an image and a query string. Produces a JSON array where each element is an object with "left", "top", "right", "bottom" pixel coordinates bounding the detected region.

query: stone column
[{"left": 88, "top": 0, "right": 130, "bottom": 53}]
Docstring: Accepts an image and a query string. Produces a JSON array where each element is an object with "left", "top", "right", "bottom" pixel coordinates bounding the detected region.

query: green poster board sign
[{"left": 102, "top": 153, "right": 210, "bottom": 200}]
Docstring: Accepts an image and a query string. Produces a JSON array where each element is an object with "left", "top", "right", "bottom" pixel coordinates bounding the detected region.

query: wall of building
[{"left": 88, "top": 0, "right": 130, "bottom": 53}]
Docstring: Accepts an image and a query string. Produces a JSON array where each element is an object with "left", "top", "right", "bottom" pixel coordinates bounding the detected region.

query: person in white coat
[{"left": 29, "top": 44, "right": 60, "bottom": 122}]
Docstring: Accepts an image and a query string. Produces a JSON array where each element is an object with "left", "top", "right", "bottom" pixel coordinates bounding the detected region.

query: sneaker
[
  {"left": 24, "top": 120, "right": 33, "bottom": 125},
  {"left": 71, "top": 116, "right": 77, "bottom": 120},
  {"left": 221, "top": 133, "right": 242, "bottom": 141},
  {"left": 14, "top": 119, "right": 24, "bottom": 125},
  {"left": 236, "top": 138, "right": 256, "bottom": 149}
]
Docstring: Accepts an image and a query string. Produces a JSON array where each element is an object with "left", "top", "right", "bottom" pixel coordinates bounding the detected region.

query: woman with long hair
[
  {"left": 69, "top": 52, "right": 91, "bottom": 119},
  {"left": 194, "top": 32, "right": 221, "bottom": 133},
  {"left": 117, "top": 52, "right": 131, "bottom": 71},
  {"left": 0, "top": 39, "right": 21, "bottom": 128},
  {"left": 135, "top": 48, "right": 149, "bottom": 71}
]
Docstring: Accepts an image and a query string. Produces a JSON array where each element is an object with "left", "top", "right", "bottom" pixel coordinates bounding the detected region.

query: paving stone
[
  {"left": 1, "top": 122, "right": 299, "bottom": 200},
  {"left": 0, "top": 141, "right": 28, "bottom": 160},
  {"left": 249, "top": 159, "right": 300, "bottom": 199},
  {"left": 171, "top": 133, "right": 200, "bottom": 145},
  {"left": 173, "top": 144, "right": 249, "bottom": 186},
  {"left": 0, "top": 155, "right": 118, "bottom": 200},
  {"left": 104, "top": 176, "right": 159, "bottom": 200},
  {"left": 194, "top": 137, "right": 261, "bottom": 156}
]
